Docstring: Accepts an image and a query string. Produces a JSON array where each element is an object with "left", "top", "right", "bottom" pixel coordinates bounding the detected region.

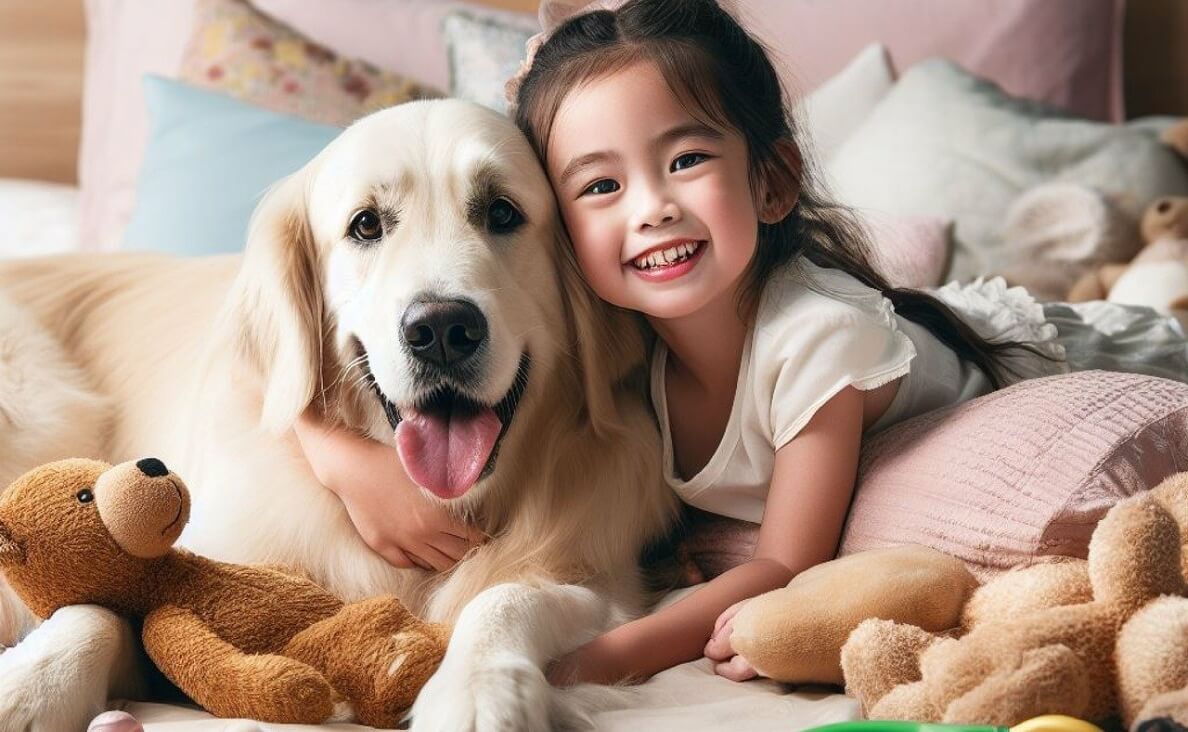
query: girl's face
[{"left": 546, "top": 60, "right": 760, "bottom": 322}]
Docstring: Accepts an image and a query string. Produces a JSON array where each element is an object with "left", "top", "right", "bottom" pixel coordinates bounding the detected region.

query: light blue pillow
[{"left": 122, "top": 75, "right": 342, "bottom": 255}]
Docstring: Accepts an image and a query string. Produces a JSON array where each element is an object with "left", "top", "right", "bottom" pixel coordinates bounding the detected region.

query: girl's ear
[{"left": 755, "top": 137, "right": 803, "bottom": 224}]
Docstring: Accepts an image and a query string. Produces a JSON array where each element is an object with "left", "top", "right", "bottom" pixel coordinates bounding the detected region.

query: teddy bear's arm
[{"left": 141, "top": 604, "right": 336, "bottom": 724}]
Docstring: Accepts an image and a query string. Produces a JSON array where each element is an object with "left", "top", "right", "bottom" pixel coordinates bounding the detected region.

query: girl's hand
[
  {"left": 294, "top": 411, "right": 487, "bottom": 572},
  {"left": 703, "top": 600, "right": 758, "bottom": 682}
]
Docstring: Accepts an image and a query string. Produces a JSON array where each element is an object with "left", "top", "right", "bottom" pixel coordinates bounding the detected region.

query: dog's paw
[
  {"left": 0, "top": 638, "right": 101, "bottom": 732},
  {"left": 410, "top": 653, "right": 555, "bottom": 732}
]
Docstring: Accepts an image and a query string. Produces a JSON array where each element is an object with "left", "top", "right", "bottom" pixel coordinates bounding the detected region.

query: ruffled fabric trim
[{"left": 931, "top": 276, "right": 1069, "bottom": 383}]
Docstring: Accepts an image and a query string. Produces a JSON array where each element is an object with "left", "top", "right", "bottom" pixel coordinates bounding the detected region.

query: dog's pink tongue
[{"left": 395, "top": 407, "right": 501, "bottom": 499}]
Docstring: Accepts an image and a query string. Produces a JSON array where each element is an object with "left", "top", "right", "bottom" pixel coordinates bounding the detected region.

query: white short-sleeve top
[{"left": 650, "top": 260, "right": 917, "bottom": 524}]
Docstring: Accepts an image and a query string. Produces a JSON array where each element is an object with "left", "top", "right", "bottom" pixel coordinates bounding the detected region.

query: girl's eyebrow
[
  {"left": 558, "top": 151, "right": 620, "bottom": 188},
  {"left": 653, "top": 122, "right": 725, "bottom": 149}
]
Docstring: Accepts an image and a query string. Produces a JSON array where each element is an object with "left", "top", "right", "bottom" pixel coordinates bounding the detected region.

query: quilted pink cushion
[
  {"left": 680, "top": 370, "right": 1188, "bottom": 582},
  {"left": 841, "top": 370, "right": 1188, "bottom": 580}
]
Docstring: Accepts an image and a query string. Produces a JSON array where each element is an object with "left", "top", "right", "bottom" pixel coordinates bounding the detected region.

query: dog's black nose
[
  {"left": 136, "top": 457, "right": 169, "bottom": 478},
  {"left": 401, "top": 298, "right": 488, "bottom": 369}
]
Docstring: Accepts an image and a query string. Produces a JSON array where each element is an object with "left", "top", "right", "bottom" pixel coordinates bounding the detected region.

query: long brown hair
[{"left": 515, "top": 0, "right": 1047, "bottom": 388}]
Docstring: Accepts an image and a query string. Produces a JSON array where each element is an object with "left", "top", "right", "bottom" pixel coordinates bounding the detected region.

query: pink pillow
[
  {"left": 737, "top": 0, "right": 1125, "bottom": 122},
  {"left": 79, "top": 0, "right": 197, "bottom": 250},
  {"left": 678, "top": 371, "right": 1188, "bottom": 582},
  {"left": 842, "top": 370, "right": 1188, "bottom": 580},
  {"left": 867, "top": 213, "right": 952, "bottom": 289}
]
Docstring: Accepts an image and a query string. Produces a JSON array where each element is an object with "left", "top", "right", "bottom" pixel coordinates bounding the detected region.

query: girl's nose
[{"left": 635, "top": 197, "right": 683, "bottom": 231}]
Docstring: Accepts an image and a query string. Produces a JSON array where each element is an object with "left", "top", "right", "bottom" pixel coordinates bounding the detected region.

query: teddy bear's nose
[
  {"left": 1157, "top": 199, "right": 1173, "bottom": 214},
  {"left": 136, "top": 458, "right": 169, "bottom": 478}
]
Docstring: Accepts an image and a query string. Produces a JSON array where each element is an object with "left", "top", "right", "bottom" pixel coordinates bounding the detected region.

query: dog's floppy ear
[
  {"left": 554, "top": 230, "right": 649, "bottom": 438},
  {"left": 0, "top": 522, "right": 24, "bottom": 568},
  {"left": 226, "top": 168, "right": 326, "bottom": 433}
]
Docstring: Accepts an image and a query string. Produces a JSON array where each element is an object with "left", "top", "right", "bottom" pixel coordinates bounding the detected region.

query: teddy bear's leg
[
  {"left": 841, "top": 618, "right": 949, "bottom": 714},
  {"left": 960, "top": 559, "right": 1091, "bottom": 632},
  {"left": 142, "top": 605, "right": 335, "bottom": 724},
  {"left": 941, "top": 644, "right": 1090, "bottom": 726},
  {"left": 1118, "top": 597, "right": 1188, "bottom": 727},
  {"left": 282, "top": 595, "right": 448, "bottom": 729},
  {"left": 869, "top": 680, "right": 943, "bottom": 721}
]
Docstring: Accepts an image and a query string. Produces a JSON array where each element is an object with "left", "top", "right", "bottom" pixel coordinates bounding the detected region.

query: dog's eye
[
  {"left": 76, "top": 488, "right": 94, "bottom": 504},
  {"left": 486, "top": 198, "right": 524, "bottom": 235},
  {"left": 349, "top": 210, "right": 384, "bottom": 242}
]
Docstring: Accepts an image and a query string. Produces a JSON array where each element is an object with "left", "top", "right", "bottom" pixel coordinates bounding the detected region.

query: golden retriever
[{"left": 0, "top": 99, "right": 674, "bottom": 731}]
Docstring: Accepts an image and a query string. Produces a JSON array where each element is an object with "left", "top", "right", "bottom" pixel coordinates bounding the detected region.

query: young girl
[{"left": 507, "top": 0, "right": 1069, "bottom": 685}]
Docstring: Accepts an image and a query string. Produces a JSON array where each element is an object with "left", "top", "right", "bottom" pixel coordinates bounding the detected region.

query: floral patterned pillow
[{"left": 178, "top": 0, "right": 439, "bottom": 127}]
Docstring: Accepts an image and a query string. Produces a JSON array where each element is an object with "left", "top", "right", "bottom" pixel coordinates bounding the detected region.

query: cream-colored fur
[{"left": 0, "top": 100, "right": 674, "bottom": 731}]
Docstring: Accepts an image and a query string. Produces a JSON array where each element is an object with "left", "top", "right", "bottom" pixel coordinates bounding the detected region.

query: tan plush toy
[
  {"left": 1067, "top": 195, "right": 1188, "bottom": 319},
  {"left": 840, "top": 473, "right": 1188, "bottom": 729},
  {"left": 723, "top": 545, "right": 979, "bottom": 685},
  {"left": 0, "top": 458, "right": 448, "bottom": 727}
]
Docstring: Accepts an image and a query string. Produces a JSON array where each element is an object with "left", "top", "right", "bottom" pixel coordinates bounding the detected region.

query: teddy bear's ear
[{"left": 0, "top": 522, "right": 24, "bottom": 568}]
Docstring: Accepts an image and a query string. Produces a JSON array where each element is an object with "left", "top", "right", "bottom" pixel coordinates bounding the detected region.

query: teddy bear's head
[
  {"left": 0, "top": 457, "right": 190, "bottom": 618},
  {"left": 1141, "top": 196, "right": 1188, "bottom": 245}
]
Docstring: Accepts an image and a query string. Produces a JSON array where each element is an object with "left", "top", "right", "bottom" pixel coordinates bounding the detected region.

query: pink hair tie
[{"left": 504, "top": 0, "right": 742, "bottom": 115}]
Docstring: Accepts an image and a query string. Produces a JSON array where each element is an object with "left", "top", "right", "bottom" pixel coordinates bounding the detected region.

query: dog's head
[{"left": 228, "top": 100, "right": 645, "bottom": 503}]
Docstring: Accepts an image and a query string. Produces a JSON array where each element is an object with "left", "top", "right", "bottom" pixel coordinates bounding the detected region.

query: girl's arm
[
  {"left": 549, "top": 386, "right": 865, "bottom": 686},
  {"left": 293, "top": 410, "right": 487, "bottom": 572}
]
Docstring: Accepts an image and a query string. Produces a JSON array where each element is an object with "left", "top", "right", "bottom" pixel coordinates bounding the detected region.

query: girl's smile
[{"left": 628, "top": 238, "right": 708, "bottom": 282}]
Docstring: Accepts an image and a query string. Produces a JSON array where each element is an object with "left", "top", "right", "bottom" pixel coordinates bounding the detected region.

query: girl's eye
[
  {"left": 671, "top": 153, "right": 708, "bottom": 172},
  {"left": 583, "top": 179, "right": 620, "bottom": 196},
  {"left": 349, "top": 209, "right": 384, "bottom": 242}
]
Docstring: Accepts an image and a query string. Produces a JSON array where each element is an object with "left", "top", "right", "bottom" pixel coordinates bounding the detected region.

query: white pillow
[
  {"left": 827, "top": 60, "right": 1188, "bottom": 283},
  {"left": 797, "top": 43, "right": 893, "bottom": 163},
  {"left": 0, "top": 179, "right": 80, "bottom": 259}
]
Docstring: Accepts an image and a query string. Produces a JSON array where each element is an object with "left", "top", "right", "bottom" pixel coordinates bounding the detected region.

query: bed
[{"left": 2, "top": 0, "right": 1188, "bottom": 730}]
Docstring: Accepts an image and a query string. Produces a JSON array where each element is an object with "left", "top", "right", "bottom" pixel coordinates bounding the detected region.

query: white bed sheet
[{"left": 120, "top": 660, "right": 858, "bottom": 731}]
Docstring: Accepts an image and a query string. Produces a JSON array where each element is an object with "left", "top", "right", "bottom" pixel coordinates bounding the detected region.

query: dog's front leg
[
  {"left": 410, "top": 582, "right": 614, "bottom": 732},
  {"left": 0, "top": 605, "right": 146, "bottom": 732}
]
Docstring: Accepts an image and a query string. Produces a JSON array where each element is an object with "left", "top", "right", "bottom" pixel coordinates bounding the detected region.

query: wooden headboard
[{"left": 1, "top": 0, "right": 1183, "bottom": 184}]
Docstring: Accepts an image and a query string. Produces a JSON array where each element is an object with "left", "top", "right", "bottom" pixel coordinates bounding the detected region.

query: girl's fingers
[
  {"left": 429, "top": 533, "right": 473, "bottom": 562},
  {"left": 714, "top": 600, "right": 748, "bottom": 636},
  {"left": 417, "top": 544, "right": 458, "bottom": 572},
  {"left": 444, "top": 519, "right": 488, "bottom": 545},
  {"left": 403, "top": 550, "right": 436, "bottom": 572},
  {"left": 714, "top": 655, "right": 758, "bottom": 682},
  {"left": 372, "top": 542, "right": 417, "bottom": 570}
]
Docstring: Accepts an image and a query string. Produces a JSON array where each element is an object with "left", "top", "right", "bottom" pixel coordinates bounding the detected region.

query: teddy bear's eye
[{"left": 76, "top": 489, "right": 94, "bottom": 504}]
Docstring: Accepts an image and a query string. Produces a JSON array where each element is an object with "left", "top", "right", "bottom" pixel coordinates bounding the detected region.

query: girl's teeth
[{"left": 634, "top": 241, "right": 701, "bottom": 270}]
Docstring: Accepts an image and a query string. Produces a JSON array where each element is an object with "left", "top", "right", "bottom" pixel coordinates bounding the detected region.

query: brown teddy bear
[
  {"left": 839, "top": 473, "right": 1188, "bottom": 729},
  {"left": 0, "top": 458, "right": 448, "bottom": 727}
]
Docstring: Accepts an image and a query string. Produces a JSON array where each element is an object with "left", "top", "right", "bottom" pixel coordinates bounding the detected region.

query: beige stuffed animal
[
  {"left": 840, "top": 473, "right": 1188, "bottom": 728},
  {"left": 719, "top": 544, "right": 978, "bottom": 685},
  {"left": 1068, "top": 194, "right": 1188, "bottom": 323},
  {"left": 0, "top": 458, "right": 448, "bottom": 727}
]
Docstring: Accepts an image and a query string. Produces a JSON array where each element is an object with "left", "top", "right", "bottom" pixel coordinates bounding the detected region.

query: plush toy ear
[{"left": 0, "top": 523, "right": 24, "bottom": 568}]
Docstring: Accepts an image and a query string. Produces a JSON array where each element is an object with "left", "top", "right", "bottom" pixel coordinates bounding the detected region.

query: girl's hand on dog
[{"left": 294, "top": 411, "right": 487, "bottom": 571}]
